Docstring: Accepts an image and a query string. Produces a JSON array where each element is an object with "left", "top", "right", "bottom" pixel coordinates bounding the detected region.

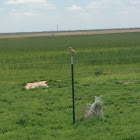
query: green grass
[{"left": 0, "top": 32, "right": 140, "bottom": 140}]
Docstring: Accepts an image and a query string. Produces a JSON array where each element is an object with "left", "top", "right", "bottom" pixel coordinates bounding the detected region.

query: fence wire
[
  {"left": 0, "top": 55, "right": 140, "bottom": 66},
  {"left": 0, "top": 55, "right": 140, "bottom": 121},
  {"left": 0, "top": 91, "right": 139, "bottom": 109},
  {"left": 0, "top": 69, "right": 140, "bottom": 80},
  {"left": 0, "top": 100, "right": 139, "bottom": 121},
  {"left": 0, "top": 80, "right": 140, "bottom": 94},
  {"left": 0, "top": 107, "right": 73, "bottom": 121}
]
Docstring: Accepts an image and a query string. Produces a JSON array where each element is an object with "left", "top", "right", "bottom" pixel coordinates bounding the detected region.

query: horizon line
[{"left": 0, "top": 27, "right": 140, "bottom": 35}]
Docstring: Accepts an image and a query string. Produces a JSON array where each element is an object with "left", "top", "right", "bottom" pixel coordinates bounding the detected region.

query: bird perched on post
[{"left": 69, "top": 47, "right": 77, "bottom": 54}]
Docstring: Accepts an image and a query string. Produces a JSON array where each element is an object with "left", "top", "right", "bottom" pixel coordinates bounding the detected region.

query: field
[
  {"left": 0, "top": 32, "right": 140, "bottom": 140},
  {"left": 0, "top": 29, "right": 140, "bottom": 39}
]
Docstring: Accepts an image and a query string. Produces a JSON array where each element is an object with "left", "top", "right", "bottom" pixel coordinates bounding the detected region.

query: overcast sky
[{"left": 0, "top": 0, "right": 140, "bottom": 33}]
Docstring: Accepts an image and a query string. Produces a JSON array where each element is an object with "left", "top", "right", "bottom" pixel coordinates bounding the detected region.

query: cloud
[
  {"left": 9, "top": 9, "right": 33, "bottom": 16},
  {"left": 67, "top": 5, "right": 82, "bottom": 11},
  {"left": 5, "top": 0, "right": 56, "bottom": 16},
  {"left": 0, "top": 8, "right": 4, "bottom": 12},
  {"left": 130, "top": 0, "right": 140, "bottom": 5},
  {"left": 83, "top": 0, "right": 140, "bottom": 29},
  {"left": 5, "top": 0, "right": 56, "bottom": 10},
  {"left": 5, "top": 0, "right": 46, "bottom": 5},
  {"left": 86, "top": 0, "right": 140, "bottom": 10},
  {"left": 86, "top": 0, "right": 108, "bottom": 9},
  {"left": 85, "top": 0, "right": 140, "bottom": 18},
  {"left": 86, "top": 0, "right": 125, "bottom": 9}
]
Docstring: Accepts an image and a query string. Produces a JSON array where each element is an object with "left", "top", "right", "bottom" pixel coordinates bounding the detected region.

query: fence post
[{"left": 71, "top": 54, "right": 75, "bottom": 124}]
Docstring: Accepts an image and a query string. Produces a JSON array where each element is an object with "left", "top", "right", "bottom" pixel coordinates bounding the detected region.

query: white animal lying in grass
[
  {"left": 25, "top": 81, "right": 48, "bottom": 90},
  {"left": 85, "top": 96, "right": 105, "bottom": 121}
]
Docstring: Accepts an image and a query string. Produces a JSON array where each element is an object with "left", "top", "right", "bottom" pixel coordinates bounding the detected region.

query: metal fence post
[{"left": 71, "top": 54, "right": 75, "bottom": 124}]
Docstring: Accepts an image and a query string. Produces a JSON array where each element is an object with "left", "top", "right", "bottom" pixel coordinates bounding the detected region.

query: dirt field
[{"left": 0, "top": 29, "right": 140, "bottom": 39}]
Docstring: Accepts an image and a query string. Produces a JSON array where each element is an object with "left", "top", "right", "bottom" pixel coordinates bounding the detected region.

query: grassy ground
[{"left": 0, "top": 33, "right": 140, "bottom": 140}]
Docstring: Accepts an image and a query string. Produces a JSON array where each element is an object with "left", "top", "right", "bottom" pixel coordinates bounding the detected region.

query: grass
[{"left": 0, "top": 32, "right": 140, "bottom": 140}]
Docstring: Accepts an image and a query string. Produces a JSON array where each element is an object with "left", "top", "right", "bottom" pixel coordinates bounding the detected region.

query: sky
[{"left": 0, "top": 0, "right": 140, "bottom": 33}]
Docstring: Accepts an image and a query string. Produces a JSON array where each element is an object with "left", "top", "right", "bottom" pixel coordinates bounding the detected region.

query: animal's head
[{"left": 94, "top": 96, "right": 104, "bottom": 106}]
